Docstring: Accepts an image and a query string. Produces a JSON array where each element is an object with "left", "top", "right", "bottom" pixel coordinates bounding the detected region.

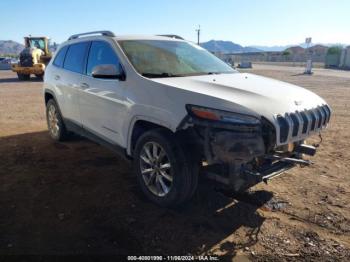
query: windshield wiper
[
  {"left": 142, "top": 71, "right": 233, "bottom": 78},
  {"left": 180, "top": 72, "right": 222, "bottom": 76},
  {"left": 142, "top": 72, "right": 184, "bottom": 78}
]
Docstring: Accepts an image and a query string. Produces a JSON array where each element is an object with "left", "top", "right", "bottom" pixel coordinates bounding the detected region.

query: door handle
[
  {"left": 80, "top": 83, "right": 89, "bottom": 90},
  {"left": 54, "top": 75, "right": 60, "bottom": 80}
]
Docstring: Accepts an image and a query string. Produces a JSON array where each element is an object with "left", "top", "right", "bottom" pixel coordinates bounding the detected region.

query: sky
[{"left": 1, "top": 0, "right": 349, "bottom": 46}]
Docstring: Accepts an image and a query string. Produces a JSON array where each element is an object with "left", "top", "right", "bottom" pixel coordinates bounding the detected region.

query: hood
[{"left": 151, "top": 72, "right": 327, "bottom": 122}]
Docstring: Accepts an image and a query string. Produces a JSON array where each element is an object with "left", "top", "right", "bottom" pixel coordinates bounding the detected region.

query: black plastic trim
[
  {"left": 290, "top": 113, "right": 299, "bottom": 137},
  {"left": 277, "top": 115, "right": 289, "bottom": 143},
  {"left": 64, "top": 118, "right": 130, "bottom": 161},
  {"left": 300, "top": 111, "right": 309, "bottom": 134}
]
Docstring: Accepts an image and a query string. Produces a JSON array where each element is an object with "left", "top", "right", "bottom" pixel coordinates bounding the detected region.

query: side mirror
[{"left": 92, "top": 64, "right": 125, "bottom": 80}]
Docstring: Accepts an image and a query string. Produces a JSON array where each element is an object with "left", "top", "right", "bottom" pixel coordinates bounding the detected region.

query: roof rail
[
  {"left": 68, "top": 31, "right": 115, "bottom": 40},
  {"left": 157, "top": 34, "right": 184, "bottom": 40}
]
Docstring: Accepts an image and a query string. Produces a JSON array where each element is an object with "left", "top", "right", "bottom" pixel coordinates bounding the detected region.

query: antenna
[{"left": 195, "top": 25, "right": 201, "bottom": 45}]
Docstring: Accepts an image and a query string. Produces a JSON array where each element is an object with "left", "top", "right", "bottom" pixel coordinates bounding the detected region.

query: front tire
[
  {"left": 46, "top": 99, "right": 68, "bottom": 141},
  {"left": 133, "top": 129, "right": 199, "bottom": 207}
]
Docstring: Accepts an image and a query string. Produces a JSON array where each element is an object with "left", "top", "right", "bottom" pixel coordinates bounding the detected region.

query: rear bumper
[{"left": 11, "top": 63, "right": 45, "bottom": 75}]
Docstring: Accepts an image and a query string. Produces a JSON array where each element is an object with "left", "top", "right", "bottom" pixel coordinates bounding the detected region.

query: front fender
[{"left": 125, "top": 114, "right": 179, "bottom": 156}]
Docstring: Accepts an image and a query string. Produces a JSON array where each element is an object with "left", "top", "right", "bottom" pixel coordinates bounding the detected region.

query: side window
[
  {"left": 63, "top": 42, "right": 90, "bottom": 74},
  {"left": 86, "top": 41, "right": 120, "bottom": 76},
  {"left": 53, "top": 46, "right": 68, "bottom": 68}
]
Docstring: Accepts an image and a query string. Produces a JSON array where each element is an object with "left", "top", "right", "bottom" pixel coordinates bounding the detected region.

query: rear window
[
  {"left": 53, "top": 46, "right": 68, "bottom": 68},
  {"left": 63, "top": 42, "right": 90, "bottom": 74}
]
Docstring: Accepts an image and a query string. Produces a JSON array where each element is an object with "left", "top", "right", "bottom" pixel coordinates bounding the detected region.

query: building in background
[
  {"left": 325, "top": 46, "right": 343, "bottom": 68},
  {"left": 214, "top": 45, "right": 349, "bottom": 70},
  {"left": 218, "top": 45, "right": 329, "bottom": 66},
  {"left": 340, "top": 46, "right": 350, "bottom": 69}
]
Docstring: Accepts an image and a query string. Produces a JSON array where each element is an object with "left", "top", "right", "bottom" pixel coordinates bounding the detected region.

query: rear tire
[
  {"left": 133, "top": 129, "right": 199, "bottom": 207},
  {"left": 17, "top": 73, "right": 30, "bottom": 81},
  {"left": 46, "top": 99, "right": 68, "bottom": 141}
]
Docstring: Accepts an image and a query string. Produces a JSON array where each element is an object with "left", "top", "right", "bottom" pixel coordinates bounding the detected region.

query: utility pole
[{"left": 196, "top": 25, "right": 201, "bottom": 45}]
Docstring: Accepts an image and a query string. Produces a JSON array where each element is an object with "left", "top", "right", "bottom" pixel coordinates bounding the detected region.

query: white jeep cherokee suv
[{"left": 44, "top": 31, "right": 331, "bottom": 207}]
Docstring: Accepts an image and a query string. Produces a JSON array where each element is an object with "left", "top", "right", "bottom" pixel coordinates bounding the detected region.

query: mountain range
[
  {"left": 248, "top": 45, "right": 293, "bottom": 52},
  {"left": 200, "top": 40, "right": 262, "bottom": 53},
  {"left": 0, "top": 39, "right": 346, "bottom": 56},
  {"left": 0, "top": 39, "right": 264, "bottom": 55},
  {"left": 201, "top": 40, "right": 346, "bottom": 54},
  {"left": 0, "top": 40, "right": 24, "bottom": 55},
  {"left": 0, "top": 40, "right": 57, "bottom": 55},
  {"left": 249, "top": 43, "right": 345, "bottom": 52}
]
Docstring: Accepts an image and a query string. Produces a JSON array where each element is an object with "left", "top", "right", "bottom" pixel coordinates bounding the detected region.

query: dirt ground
[{"left": 0, "top": 65, "right": 349, "bottom": 261}]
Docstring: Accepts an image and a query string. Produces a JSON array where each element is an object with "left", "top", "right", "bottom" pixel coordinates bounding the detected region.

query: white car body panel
[
  {"left": 79, "top": 75, "right": 128, "bottom": 146},
  {"left": 150, "top": 73, "right": 328, "bottom": 146},
  {"left": 44, "top": 34, "right": 330, "bottom": 156},
  {"left": 46, "top": 66, "right": 82, "bottom": 124}
]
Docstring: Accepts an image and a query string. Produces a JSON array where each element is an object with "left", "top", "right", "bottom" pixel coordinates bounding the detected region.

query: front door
[{"left": 78, "top": 40, "right": 127, "bottom": 147}]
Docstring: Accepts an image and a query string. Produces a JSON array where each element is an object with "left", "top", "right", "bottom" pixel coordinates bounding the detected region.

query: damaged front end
[{"left": 180, "top": 105, "right": 316, "bottom": 192}]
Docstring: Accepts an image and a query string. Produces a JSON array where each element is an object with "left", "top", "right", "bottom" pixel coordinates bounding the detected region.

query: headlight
[{"left": 186, "top": 105, "right": 260, "bottom": 125}]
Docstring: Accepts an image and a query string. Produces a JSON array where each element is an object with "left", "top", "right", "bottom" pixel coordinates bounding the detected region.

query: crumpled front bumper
[
  {"left": 209, "top": 129, "right": 265, "bottom": 164},
  {"left": 186, "top": 116, "right": 316, "bottom": 190}
]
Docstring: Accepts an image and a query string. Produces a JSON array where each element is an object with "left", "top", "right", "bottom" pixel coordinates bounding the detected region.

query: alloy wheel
[
  {"left": 139, "top": 142, "right": 173, "bottom": 197},
  {"left": 48, "top": 104, "right": 60, "bottom": 137}
]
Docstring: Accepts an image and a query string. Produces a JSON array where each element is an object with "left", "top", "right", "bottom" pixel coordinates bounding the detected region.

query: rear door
[
  {"left": 49, "top": 45, "right": 68, "bottom": 116},
  {"left": 59, "top": 42, "right": 90, "bottom": 125},
  {"left": 79, "top": 40, "right": 127, "bottom": 146}
]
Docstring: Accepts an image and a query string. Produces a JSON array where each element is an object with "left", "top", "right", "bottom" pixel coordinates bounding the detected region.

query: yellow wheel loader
[{"left": 12, "top": 36, "right": 52, "bottom": 81}]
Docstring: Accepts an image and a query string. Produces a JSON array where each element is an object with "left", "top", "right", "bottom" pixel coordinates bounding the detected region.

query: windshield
[
  {"left": 29, "top": 38, "right": 45, "bottom": 50},
  {"left": 118, "top": 40, "right": 236, "bottom": 77}
]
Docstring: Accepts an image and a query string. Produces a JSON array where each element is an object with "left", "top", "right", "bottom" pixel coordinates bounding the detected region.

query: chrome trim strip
[
  {"left": 285, "top": 114, "right": 293, "bottom": 142},
  {"left": 295, "top": 111, "right": 304, "bottom": 137},
  {"left": 305, "top": 109, "right": 313, "bottom": 134}
]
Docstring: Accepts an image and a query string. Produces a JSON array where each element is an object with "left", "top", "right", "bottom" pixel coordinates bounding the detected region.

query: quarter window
[
  {"left": 53, "top": 46, "right": 68, "bottom": 68},
  {"left": 63, "top": 42, "right": 89, "bottom": 74},
  {"left": 87, "top": 41, "right": 120, "bottom": 76}
]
